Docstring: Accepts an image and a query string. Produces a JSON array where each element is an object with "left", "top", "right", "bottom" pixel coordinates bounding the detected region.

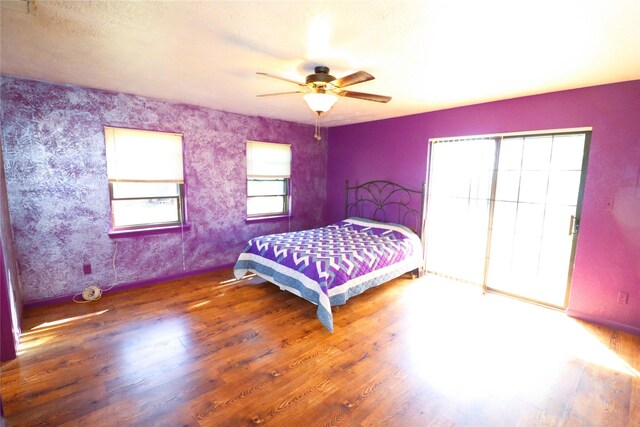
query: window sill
[
  {"left": 245, "top": 214, "right": 291, "bottom": 223},
  {"left": 108, "top": 223, "right": 191, "bottom": 238}
]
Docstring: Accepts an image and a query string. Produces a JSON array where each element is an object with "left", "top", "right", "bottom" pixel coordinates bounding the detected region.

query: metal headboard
[{"left": 344, "top": 180, "right": 426, "bottom": 238}]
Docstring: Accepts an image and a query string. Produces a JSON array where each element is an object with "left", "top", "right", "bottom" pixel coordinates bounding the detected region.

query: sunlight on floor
[
  {"left": 16, "top": 336, "right": 53, "bottom": 356},
  {"left": 127, "top": 318, "right": 189, "bottom": 346},
  {"left": 220, "top": 273, "right": 255, "bottom": 285},
  {"left": 117, "top": 318, "right": 191, "bottom": 380},
  {"left": 17, "top": 309, "right": 111, "bottom": 355},
  {"left": 400, "top": 275, "right": 638, "bottom": 401},
  {"left": 30, "top": 309, "right": 110, "bottom": 330},
  {"left": 189, "top": 300, "right": 211, "bottom": 309},
  {"left": 566, "top": 319, "right": 639, "bottom": 377}
]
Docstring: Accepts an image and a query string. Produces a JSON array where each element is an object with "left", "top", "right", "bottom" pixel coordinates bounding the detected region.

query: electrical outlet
[
  {"left": 83, "top": 263, "right": 92, "bottom": 275},
  {"left": 617, "top": 291, "right": 629, "bottom": 304},
  {"left": 605, "top": 198, "right": 614, "bottom": 211}
]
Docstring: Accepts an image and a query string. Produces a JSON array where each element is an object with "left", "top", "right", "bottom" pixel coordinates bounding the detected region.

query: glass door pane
[
  {"left": 486, "top": 133, "right": 586, "bottom": 307},
  {"left": 425, "top": 138, "right": 496, "bottom": 284}
]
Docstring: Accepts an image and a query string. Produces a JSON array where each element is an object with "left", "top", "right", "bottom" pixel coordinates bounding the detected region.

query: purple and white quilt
[{"left": 233, "top": 217, "right": 423, "bottom": 332}]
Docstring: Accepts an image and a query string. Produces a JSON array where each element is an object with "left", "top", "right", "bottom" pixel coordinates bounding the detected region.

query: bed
[{"left": 233, "top": 180, "right": 426, "bottom": 332}]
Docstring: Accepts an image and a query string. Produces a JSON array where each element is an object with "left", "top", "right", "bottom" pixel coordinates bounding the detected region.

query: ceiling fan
[{"left": 257, "top": 66, "right": 391, "bottom": 140}]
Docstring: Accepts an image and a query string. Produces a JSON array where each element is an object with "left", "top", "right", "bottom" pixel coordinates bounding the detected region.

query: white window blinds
[
  {"left": 105, "top": 126, "right": 184, "bottom": 183},
  {"left": 246, "top": 141, "right": 291, "bottom": 178}
]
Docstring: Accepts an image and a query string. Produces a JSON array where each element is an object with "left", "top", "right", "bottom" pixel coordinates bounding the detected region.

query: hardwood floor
[{"left": 1, "top": 270, "right": 638, "bottom": 426}]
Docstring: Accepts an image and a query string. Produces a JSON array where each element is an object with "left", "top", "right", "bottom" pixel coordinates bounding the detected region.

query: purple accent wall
[
  {"left": 328, "top": 80, "right": 640, "bottom": 334},
  {"left": 1, "top": 77, "right": 327, "bottom": 302}
]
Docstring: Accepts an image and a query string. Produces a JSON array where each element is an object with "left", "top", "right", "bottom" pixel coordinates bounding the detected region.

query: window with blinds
[
  {"left": 104, "top": 126, "right": 185, "bottom": 231},
  {"left": 246, "top": 140, "right": 291, "bottom": 218}
]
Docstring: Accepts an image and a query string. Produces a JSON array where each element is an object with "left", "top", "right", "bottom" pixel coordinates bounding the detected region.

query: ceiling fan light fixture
[
  {"left": 303, "top": 92, "right": 337, "bottom": 114},
  {"left": 257, "top": 66, "right": 390, "bottom": 140}
]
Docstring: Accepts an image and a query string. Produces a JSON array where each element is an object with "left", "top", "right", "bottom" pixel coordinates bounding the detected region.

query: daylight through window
[
  {"left": 104, "top": 126, "right": 185, "bottom": 231},
  {"left": 246, "top": 140, "right": 291, "bottom": 217}
]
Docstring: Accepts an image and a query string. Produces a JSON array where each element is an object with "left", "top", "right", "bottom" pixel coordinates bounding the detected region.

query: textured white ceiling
[{"left": 1, "top": 0, "right": 639, "bottom": 127}]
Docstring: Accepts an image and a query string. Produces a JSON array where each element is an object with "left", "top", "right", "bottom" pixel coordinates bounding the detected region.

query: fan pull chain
[{"left": 314, "top": 112, "right": 322, "bottom": 141}]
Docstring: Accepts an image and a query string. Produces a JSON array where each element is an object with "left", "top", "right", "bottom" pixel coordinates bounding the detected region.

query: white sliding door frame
[{"left": 424, "top": 128, "right": 592, "bottom": 310}]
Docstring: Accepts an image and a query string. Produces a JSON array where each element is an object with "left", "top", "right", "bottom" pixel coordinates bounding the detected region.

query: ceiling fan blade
[
  {"left": 335, "top": 90, "right": 391, "bottom": 103},
  {"left": 257, "top": 91, "right": 305, "bottom": 97},
  {"left": 256, "top": 72, "right": 306, "bottom": 87},
  {"left": 332, "top": 71, "right": 374, "bottom": 88}
]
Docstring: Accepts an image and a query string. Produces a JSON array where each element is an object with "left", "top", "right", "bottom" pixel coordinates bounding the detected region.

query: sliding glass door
[
  {"left": 425, "top": 138, "right": 496, "bottom": 284},
  {"left": 486, "top": 133, "right": 586, "bottom": 307},
  {"left": 425, "top": 132, "right": 589, "bottom": 309}
]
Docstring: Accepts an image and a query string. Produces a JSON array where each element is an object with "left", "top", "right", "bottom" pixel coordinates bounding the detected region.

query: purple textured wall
[
  {"left": 328, "top": 80, "right": 640, "bottom": 334},
  {"left": 1, "top": 77, "right": 327, "bottom": 302}
]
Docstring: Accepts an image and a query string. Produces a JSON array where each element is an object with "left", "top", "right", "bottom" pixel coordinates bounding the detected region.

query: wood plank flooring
[{"left": 1, "top": 270, "right": 638, "bottom": 426}]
